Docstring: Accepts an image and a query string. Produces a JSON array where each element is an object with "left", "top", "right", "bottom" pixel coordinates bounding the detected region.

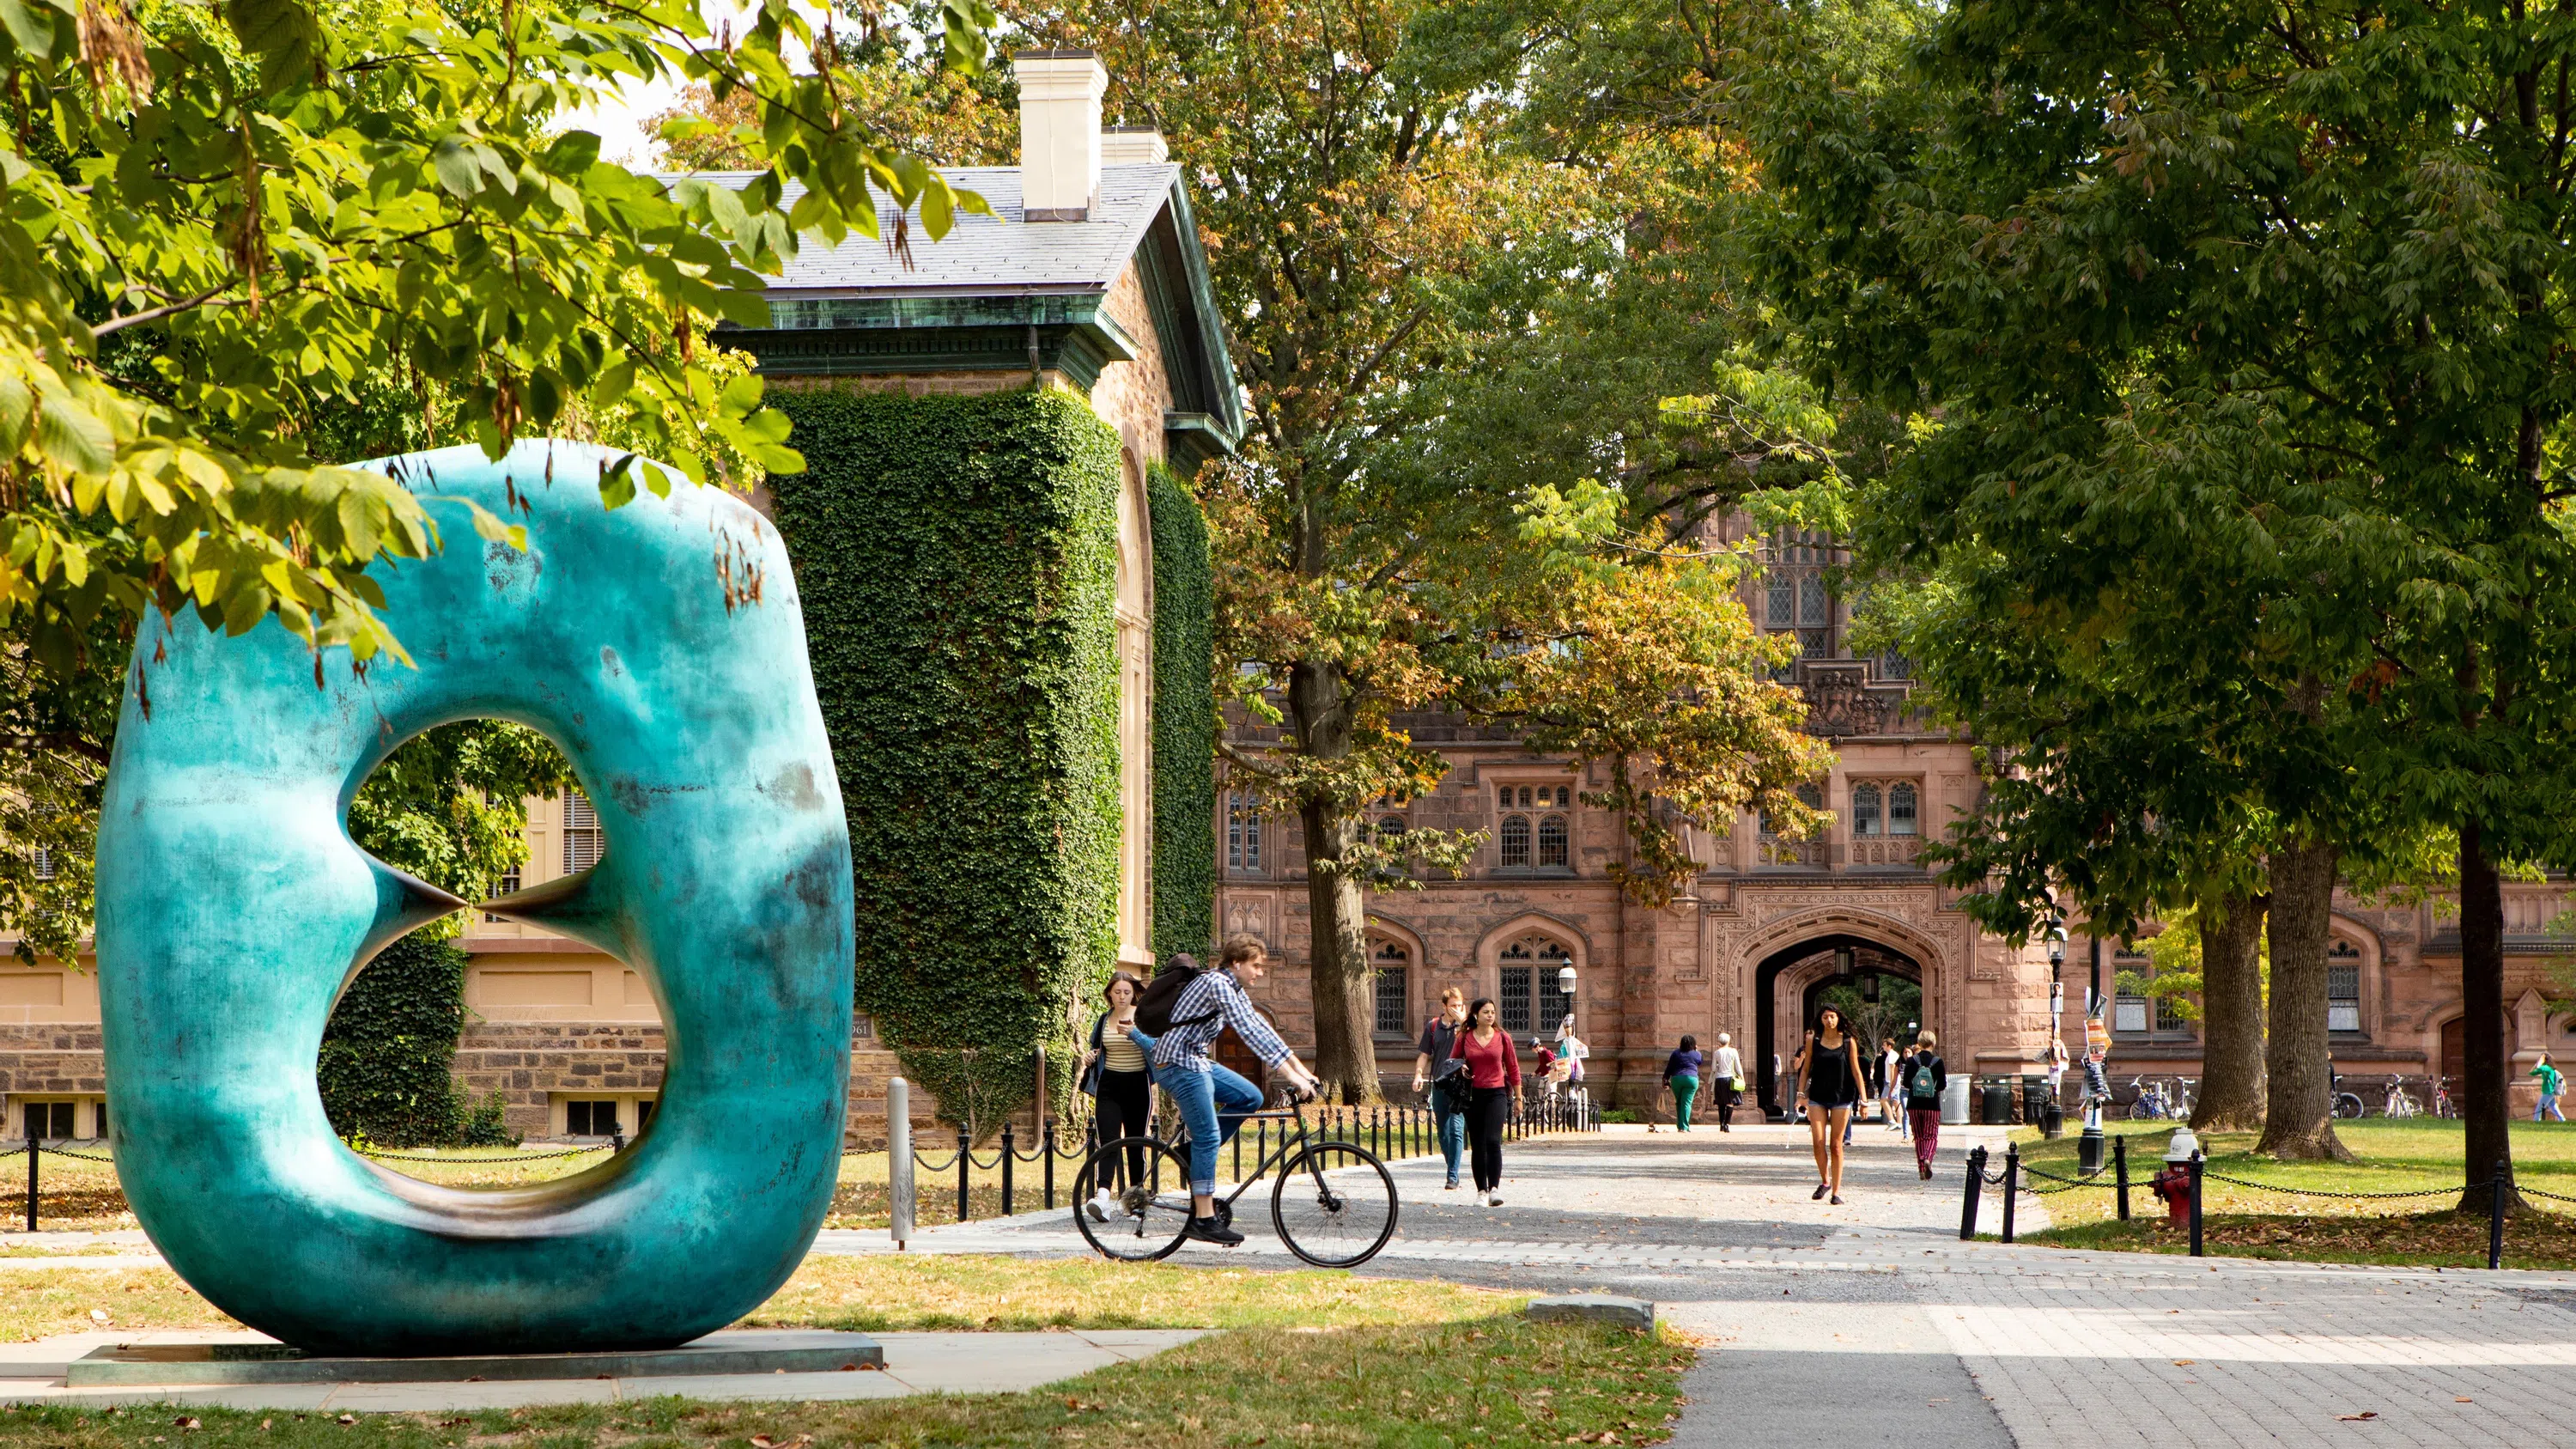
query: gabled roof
[{"left": 693, "top": 162, "right": 1244, "bottom": 465}]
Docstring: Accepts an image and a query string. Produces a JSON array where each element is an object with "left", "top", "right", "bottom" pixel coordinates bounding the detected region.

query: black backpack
[{"left": 1134, "top": 954, "right": 1221, "bottom": 1036}]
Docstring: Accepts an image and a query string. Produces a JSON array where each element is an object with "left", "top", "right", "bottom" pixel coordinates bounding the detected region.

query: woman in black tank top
[{"left": 1791, "top": 1005, "right": 1868, "bottom": 1203}]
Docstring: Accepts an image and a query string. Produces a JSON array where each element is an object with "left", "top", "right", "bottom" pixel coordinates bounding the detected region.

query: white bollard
[{"left": 888, "top": 1076, "right": 913, "bottom": 1250}]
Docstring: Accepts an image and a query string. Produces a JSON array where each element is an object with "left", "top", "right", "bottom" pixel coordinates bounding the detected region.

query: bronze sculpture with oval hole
[{"left": 94, "top": 441, "right": 854, "bottom": 1356}]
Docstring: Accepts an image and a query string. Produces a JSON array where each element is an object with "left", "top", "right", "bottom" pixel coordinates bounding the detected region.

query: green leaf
[
  {"left": 34, "top": 395, "right": 113, "bottom": 475},
  {"left": 0, "top": 0, "right": 56, "bottom": 60},
  {"left": 0, "top": 374, "right": 30, "bottom": 454},
  {"left": 431, "top": 136, "right": 481, "bottom": 199},
  {"left": 225, "top": 0, "right": 322, "bottom": 87}
]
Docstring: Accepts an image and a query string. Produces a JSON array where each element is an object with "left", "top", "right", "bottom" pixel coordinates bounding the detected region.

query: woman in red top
[{"left": 1450, "top": 997, "right": 1522, "bottom": 1206}]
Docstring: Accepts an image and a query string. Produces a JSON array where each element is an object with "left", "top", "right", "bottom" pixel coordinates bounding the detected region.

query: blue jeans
[
  {"left": 1152, "top": 1060, "right": 1264, "bottom": 1196},
  {"left": 1437, "top": 1106, "right": 1467, "bottom": 1184}
]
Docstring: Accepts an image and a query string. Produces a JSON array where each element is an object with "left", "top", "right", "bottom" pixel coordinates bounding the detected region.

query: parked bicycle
[
  {"left": 2381, "top": 1075, "right": 2422, "bottom": 1119},
  {"left": 2329, "top": 1068, "right": 2366, "bottom": 1120},
  {"left": 2124, "top": 1076, "right": 2187, "bottom": 1121},
  {"left": 1072, "top": 1097, "right": 1399, "bottom": 1268},
  {"left": 2433, "top": 1076, "right": 2458, "bottom": 1118}
]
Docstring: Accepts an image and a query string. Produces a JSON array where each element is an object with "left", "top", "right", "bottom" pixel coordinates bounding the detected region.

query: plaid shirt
[{"left": 1148, "top": 967, "right": 1291, "bottom": 1074}]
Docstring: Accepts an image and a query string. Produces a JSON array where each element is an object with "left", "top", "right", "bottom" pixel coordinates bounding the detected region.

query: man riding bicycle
[{"left": 1121, "top": 935, "right": 1321, "bottom": 1246}]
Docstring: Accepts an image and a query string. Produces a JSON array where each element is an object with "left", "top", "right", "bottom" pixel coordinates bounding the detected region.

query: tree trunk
[
  {"left": 1285, "top": 660, "right": 1381, "bottom": 1101},
  {"left": 1299, "top": 799, "right": 1377, "bottom": 1099},
  {"left": 2191, "top": 890, "right": 2267, "bottom": 1133},
  {"left": 2459, "top": 821, "right": 2519, "bottom": 1212},
  {"left": 2257, "top": 839, "right": 2350, "bottom": 1160}
]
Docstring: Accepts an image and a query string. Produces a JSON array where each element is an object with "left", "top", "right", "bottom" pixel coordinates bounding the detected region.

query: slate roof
[{"left": 679, "top": 163, "right": 1184, "bottom": 296}]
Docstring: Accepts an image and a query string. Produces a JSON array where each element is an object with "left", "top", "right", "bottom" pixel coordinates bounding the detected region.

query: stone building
[
  {"left": 0, "top": 50, "right": 1236, "bottom": 1146},
  {"left": 1215, "top": 524, "right": 2576, "bottom": 1119}
]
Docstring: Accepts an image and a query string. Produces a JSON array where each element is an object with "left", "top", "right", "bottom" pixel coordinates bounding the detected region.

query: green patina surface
[{"left": 93, "top": 441, "right": 854, "bottom": 1356}]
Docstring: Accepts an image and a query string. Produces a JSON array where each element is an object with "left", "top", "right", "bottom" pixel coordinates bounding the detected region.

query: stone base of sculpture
[{"left": 65, "top": 1332, "right": 884, "bottom": 1387}]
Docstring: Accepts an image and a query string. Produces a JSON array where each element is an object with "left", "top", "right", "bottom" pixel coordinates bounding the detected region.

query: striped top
[
  {"left": 1148, "top": 967, "right": 1292, "bottom": 1075},
  {"left": 1102, "top": 1031, "right": 1148, "bottom": 1073}
]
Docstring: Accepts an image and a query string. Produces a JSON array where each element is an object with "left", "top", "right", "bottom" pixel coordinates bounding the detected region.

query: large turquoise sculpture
[{"left": 94, "top": 441, "right": 854, "bottom": 1356}]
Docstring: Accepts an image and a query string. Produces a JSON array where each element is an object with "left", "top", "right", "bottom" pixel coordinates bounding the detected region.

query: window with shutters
[
  {"left": 1371, "top": 938, "right": 1410, "bottom": 1035},
  {"left": 485, "top": 866, "right": 519, "bottom": 922},
  {"left": 2328, "top": 941, "right": 2364, "bottom": 1033},
  {"left": 31, "top": 848, "right": 53, "bottom": 881},
  {"left": 562, "top": 792, "right": 602, "bottom": 874}
]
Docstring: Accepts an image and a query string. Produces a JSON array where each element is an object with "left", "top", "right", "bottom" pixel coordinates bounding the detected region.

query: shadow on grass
[{"left": 2022, "top": 1209, "right": 2576, "bottom": 1270}]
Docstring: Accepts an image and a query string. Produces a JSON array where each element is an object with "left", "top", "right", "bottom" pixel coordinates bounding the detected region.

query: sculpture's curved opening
[{"left": 321, "top": 719, "right": 665, "bottom": 1188}]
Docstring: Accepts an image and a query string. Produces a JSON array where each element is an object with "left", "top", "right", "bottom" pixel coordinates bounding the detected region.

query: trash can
[
  {"left": 1940, "top": 1075, "right": 1971, "bottom": 1125},
  {"left": 2022, "top": 1073, "right": 2050, "bottom": 1126},
  {"left": 1979, "top": 1075, "right": 2014, "bottom": 1126}
]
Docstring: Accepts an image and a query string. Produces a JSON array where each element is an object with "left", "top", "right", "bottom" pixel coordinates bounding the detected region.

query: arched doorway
[{"left": 1753, "top": 935, "right": 1923, "bottom": 1120}]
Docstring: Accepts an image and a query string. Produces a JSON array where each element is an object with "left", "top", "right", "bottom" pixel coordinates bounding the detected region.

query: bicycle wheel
[
  {"left": 1272, "top": 1140, "right": 1398, "bottom": 1269},
  {"left": 1073, "top": 1135, "right": 1195, "bottom": 1263},
  {"left": 2333, "top": 1093, "right": 2366, "bottom": 1120}
]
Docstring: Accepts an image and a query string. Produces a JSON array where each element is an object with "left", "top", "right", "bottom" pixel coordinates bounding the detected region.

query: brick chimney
[{"left": 1014, "top": 50, "right": 1107, "bottom": 222}]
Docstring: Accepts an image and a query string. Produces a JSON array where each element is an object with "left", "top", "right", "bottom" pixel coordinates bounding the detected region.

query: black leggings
[
  {"left": 1092, "top": 1068, "right": 1152, "bottom": 1186},
  {"left": 1467, "top": 1086, "right": 1510, "bottom": 1192}
]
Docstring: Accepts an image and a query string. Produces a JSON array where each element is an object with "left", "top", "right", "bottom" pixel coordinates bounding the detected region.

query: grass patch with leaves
[
  {"left": 2010, "top": 1118, "right": 2576, "bottom": 1268},
  {"left": 0, "top": 1314, "right": 1687, "bottom": 1447},
  {"left": 0, "top": 1269, "right": 229, "bottom": 1342}
]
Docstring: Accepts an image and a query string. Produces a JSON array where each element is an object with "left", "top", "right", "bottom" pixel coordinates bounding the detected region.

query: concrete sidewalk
[{"left": 0, "top": 1328, "right": 1206, "bottom": 1410}]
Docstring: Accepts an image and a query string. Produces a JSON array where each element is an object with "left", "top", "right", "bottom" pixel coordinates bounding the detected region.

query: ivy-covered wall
[
  {"left": 319, "top": 935, "right": 512, "bottom": 1147},
  {"left": 1148, "top": 463, "right": 1216, "bottom": 962},
  {"left": 769, "top": 387, "right": 1122, "bottom": 1135}
]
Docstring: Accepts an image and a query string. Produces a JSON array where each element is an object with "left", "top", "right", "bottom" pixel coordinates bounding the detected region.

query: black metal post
[
  {"left": 2001, "top": 1142, "right": 2020, "bottom": 1244},
  {"left": 1233, "top": 1121, "right": 1242, "bottom": 1182},
  {"left": 1043, "top": 1123, "right": 1057, "bottom": 1210},
  {"left": 1959, "top": 1145, "right": 1985, "bottom": 1239},
  {"left": 2187, "top": 1151, "right": 2204, "bottom": 1257},
  {"left": 23, "top": 1139, "right": 34, "bottom": 1233},
  {"left": 999, "top": 1123, "right": 1015, "bottom": 1217},
  {"left": 2491, "top": 1159, "right": 2509, "bottom": 1270},
  {"left": 957, "top": 1127, "right": 970, "bottom": 1223},
  {"left": 2114, "top": 1134, "right": 2130, "bottom": 1222}
]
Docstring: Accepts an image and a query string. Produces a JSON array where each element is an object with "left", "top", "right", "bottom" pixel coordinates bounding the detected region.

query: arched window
[
  {"left": 1498, "top": 935, "right": 1574, "bottom": 1033},
  {"left": 562, "top": 791, "right": 602, "bottom": 873},
  {"left": 1850, "top": 782, "right": 1882, "bottom": 837},
  {"left": 2328, "top": 941, "right": 2363, "bottom": 1033},
  {"left": 1371, "top": 938, "right": 1411, "bottom": 1034},
  {"left": 1537, "top": 814, "right": 1570, "bottom": 868},
  {"left": 1888, "top": 782, "right": 1918, "bottom": 836},
  {"left": 1378, "top": 815, "right": 1406, "bottom": 839},
  {"left": 1500, "top": 813, "right": 1532, "bottom": 868}
]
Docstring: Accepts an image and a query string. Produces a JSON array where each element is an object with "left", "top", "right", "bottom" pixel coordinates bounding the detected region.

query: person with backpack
[
  {"left": 1128, "top": 936, "right": 1320, "bottom": 1245},
  {"left": 2536, "top": 1052, "right": 2567, "bottom": 1123},
  {"left": 1900, "top": 1031, "right": 1947, "bottom": 1178},
  {"left": 1411, "top": 988, "right": 1471, "bottom": 1190}
]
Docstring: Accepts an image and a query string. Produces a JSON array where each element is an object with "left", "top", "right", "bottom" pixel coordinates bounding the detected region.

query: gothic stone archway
[{"left": 1754, "top": 935, "right": 1923, "bottom": 1120}]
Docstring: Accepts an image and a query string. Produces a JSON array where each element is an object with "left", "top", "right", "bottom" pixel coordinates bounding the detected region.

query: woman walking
[
  {"left": 1880, "top": 1036, "right": 1906, "bottom": 1135},
  {"left": 1665, "top": 1035, "right": 1703, "bottom": 1131},
  {"left": 1710, "top": 1032, "right": 1745, "bottom": 1131},
  {"left": 1079, "top": 971, "right": 1151, "bottom": 1215},
  {"left": 1900, "top": 1032, "right": 1947, "bottom": 1178},
  {"left": 1791, "top": 1005, "right": 1867, "bottom": 1203},
  {"left": 1450, "top": 997, "right": 1522, "bottom": 1205}
]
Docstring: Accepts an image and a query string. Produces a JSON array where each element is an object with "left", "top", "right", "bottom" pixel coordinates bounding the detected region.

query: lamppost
[
  {"left": 2044, "top": 926, "right": 2069, "bottom": 1141},
  {"left": 1557, "top": 964, "right": 1577, "bottom": 1032}
]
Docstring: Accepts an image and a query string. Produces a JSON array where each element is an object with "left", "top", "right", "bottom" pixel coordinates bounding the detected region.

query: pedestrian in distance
[
  {"left": 1078, "top": 971, "right": 1151, "bottom": 1217},
  {"left": 1710, "top": 1032, "right": 1746, "bottom": 1131},
  {"left": 2044, "top": 1035, "right": 2071, "bottom": 1122},
  {"left": 1665, "top": 1034, "right": 1703, "bottom": 1132},
  {"left": 2537, "top": 1051, "right": 2567, "bottom": 1123},
  {"left": 1533, "top": 1036, "right": 1558, "bottom": 1100},
  {"left": 1412, "top": 987, "right": 1472, "bottom": 1190},
  {"left": 1880, "top": 1036, "right": 1906, "bottom": 1135},
  {"left": 1900, "top": 1032, "right": 1947, "bottom": 1178},
  {"left": 1450, "top": 997, "right": 1522, "bottom": 1206},
  {"left": 1793, "top": 1004, "right": 1867, "bottom": 1203},
  {"left": 1555, "top": 1015, "right": 1590, "bottom": 1112}
]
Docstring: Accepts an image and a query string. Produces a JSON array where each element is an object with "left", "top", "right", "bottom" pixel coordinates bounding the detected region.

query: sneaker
[
  {"left": 1486, "top": 1192, "right": 1504, "bottom": 1206},
  {"left": 1084, "top": 1190, "right": 1116, "bottom": 1223},
  {"left": 1830, "top": 1194, "right": 1844, "bottom": 1206},
  {"left": 1812, "top": 1183, "right": 1828, "bottom": 1200},
  {"left": 1445, "top": 1178, "right": 1461, "bottom": 1191},
  {"left": 1184, "top": 1215, "right": 1244, "bottom": 1246}
]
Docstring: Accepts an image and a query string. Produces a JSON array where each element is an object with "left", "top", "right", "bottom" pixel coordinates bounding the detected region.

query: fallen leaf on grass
[{"left": 173, "top": 1419, "right": 200, "bottom": 1431}]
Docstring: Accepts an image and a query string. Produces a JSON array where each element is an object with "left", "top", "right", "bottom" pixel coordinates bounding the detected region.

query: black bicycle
[{"left": 1072, "top": 1098, "right": 1399, "bottom": 1268}]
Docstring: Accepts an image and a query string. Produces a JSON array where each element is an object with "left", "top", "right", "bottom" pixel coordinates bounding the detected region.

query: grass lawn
[
  {"left": 2006, "top": 1117, "right": 2576, "bottom": 1269},
  {"left": 0, "top": 1257, "right": 1690, "bottom": 1446}
]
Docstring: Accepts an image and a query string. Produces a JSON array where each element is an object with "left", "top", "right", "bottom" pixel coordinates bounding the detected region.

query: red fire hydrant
[{"left": 2152, "top": 1163, "right": 2192, "bottom": 1226}]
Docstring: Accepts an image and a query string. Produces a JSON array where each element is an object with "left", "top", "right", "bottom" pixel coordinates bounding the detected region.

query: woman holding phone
[{"left": 1790, "top": 1004, "right": 1867, "bottom": 1203}]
